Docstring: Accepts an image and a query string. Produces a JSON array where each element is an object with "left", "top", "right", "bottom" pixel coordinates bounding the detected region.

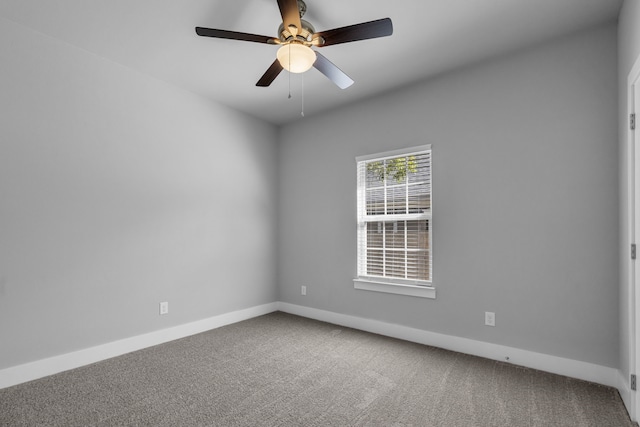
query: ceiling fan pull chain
[
  {"left": 301, "top": 72, "right": 305, "bottom": 117},
  {"left": 288, "top": 44, "right": 292, "bottom": 99}
]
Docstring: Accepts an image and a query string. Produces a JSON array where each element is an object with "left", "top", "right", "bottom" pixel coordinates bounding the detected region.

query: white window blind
[{"left": 356, "top": 145, "right": 432, "bottom": 286}]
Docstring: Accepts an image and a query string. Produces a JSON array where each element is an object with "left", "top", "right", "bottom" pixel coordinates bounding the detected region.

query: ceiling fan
[{"left": 195, "top": 0, "right": 393, "bottom": 89}]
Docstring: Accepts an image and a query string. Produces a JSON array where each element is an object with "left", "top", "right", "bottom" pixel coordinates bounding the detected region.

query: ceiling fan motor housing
[{"left": 278, "top": 19, "right": 315, "bottom": 45}]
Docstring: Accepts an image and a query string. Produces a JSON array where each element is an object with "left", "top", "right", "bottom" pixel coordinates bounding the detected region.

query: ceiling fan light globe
[{"left": 277, "top": 44, "right": 316, "bottom": 73}]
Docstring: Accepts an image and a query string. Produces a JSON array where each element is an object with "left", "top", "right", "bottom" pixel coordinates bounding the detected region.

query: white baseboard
[
  {"left": 0, "top": 301, "right": 623, "bottom": 395},
  {"left": 618, "top": 369, "right": 634, "bottom": 420},
  {"left": 0, "top": 302, "right": 279, "bottom": 389},
  {"left": 278, "top": 302, "right": 621, "bottom": 389}
]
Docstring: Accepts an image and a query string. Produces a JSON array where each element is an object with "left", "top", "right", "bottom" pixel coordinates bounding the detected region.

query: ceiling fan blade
[
  {"left": 195, "top": 27, "right": 278, "bottom": 44},
  {"left": 315, "top": 18, "right": 393, "bottom": 47},
  {"left": 313, "top": 52, "right": 354, "bottom": 89},
  {"left": 256, "top": 60, "right": 284, "bottom": 87},
  {"left": 277, "top": 0, "right": 302, "bottom": 35}
]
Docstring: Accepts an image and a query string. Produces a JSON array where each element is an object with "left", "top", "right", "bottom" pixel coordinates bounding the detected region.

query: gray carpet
[{"left": 0, "top": 312, "right": 635, "bottom": 426}]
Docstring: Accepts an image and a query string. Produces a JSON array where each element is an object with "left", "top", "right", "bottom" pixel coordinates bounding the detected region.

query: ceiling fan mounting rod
[{"left": 297, "top": 0, "right": 307, "bottom": 18}]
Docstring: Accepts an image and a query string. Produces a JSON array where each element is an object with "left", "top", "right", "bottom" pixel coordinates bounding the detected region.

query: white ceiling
[{"left": 0, "top": 0, "right": 622, "bottom": 125}]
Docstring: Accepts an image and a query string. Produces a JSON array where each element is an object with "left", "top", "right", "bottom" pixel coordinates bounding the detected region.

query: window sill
[{"left": 353, "top": 279, "right": 436, "bottom": 299}]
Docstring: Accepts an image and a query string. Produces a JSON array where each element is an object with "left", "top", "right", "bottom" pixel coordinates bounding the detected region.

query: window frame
[{"left": 354, "top": 145, "right": 435, "bottom": 299}]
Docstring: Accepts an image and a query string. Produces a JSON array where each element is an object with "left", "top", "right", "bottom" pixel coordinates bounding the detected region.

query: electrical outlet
[
  {"left": 301, "top": 286, "right": 307, "bottom": 296},
  {"left": 159, "top": 301, "right": 169, "bottom": 315},
  {"left": 485, "top": 311, "right": 495, "bottom": 327}
]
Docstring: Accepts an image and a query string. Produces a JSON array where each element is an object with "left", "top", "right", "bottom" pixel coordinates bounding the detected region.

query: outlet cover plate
[
  {"left": 159, "top": 302, "right": 169, "bottom": 315},
  {"left": 485, "top": 311, "right": 495, "bottom": 327}
]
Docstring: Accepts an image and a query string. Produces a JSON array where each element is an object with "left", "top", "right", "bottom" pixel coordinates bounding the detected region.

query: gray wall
[
  {"left": 0, "top": 18, "right": 279, "bottom": 369},
  {"left": 618, "top": 0, "right": 640, "bottom": 390},
  {"left": 278, "top": 24, "right": 619, "bottom": 367},
  {"left": 0, "top": 13, "right": 622, "bottom": 374}
]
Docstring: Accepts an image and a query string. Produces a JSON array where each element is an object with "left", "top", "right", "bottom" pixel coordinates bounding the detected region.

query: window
[{"left": 354, "top": 145, "right": 434, "bottom": 298}]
